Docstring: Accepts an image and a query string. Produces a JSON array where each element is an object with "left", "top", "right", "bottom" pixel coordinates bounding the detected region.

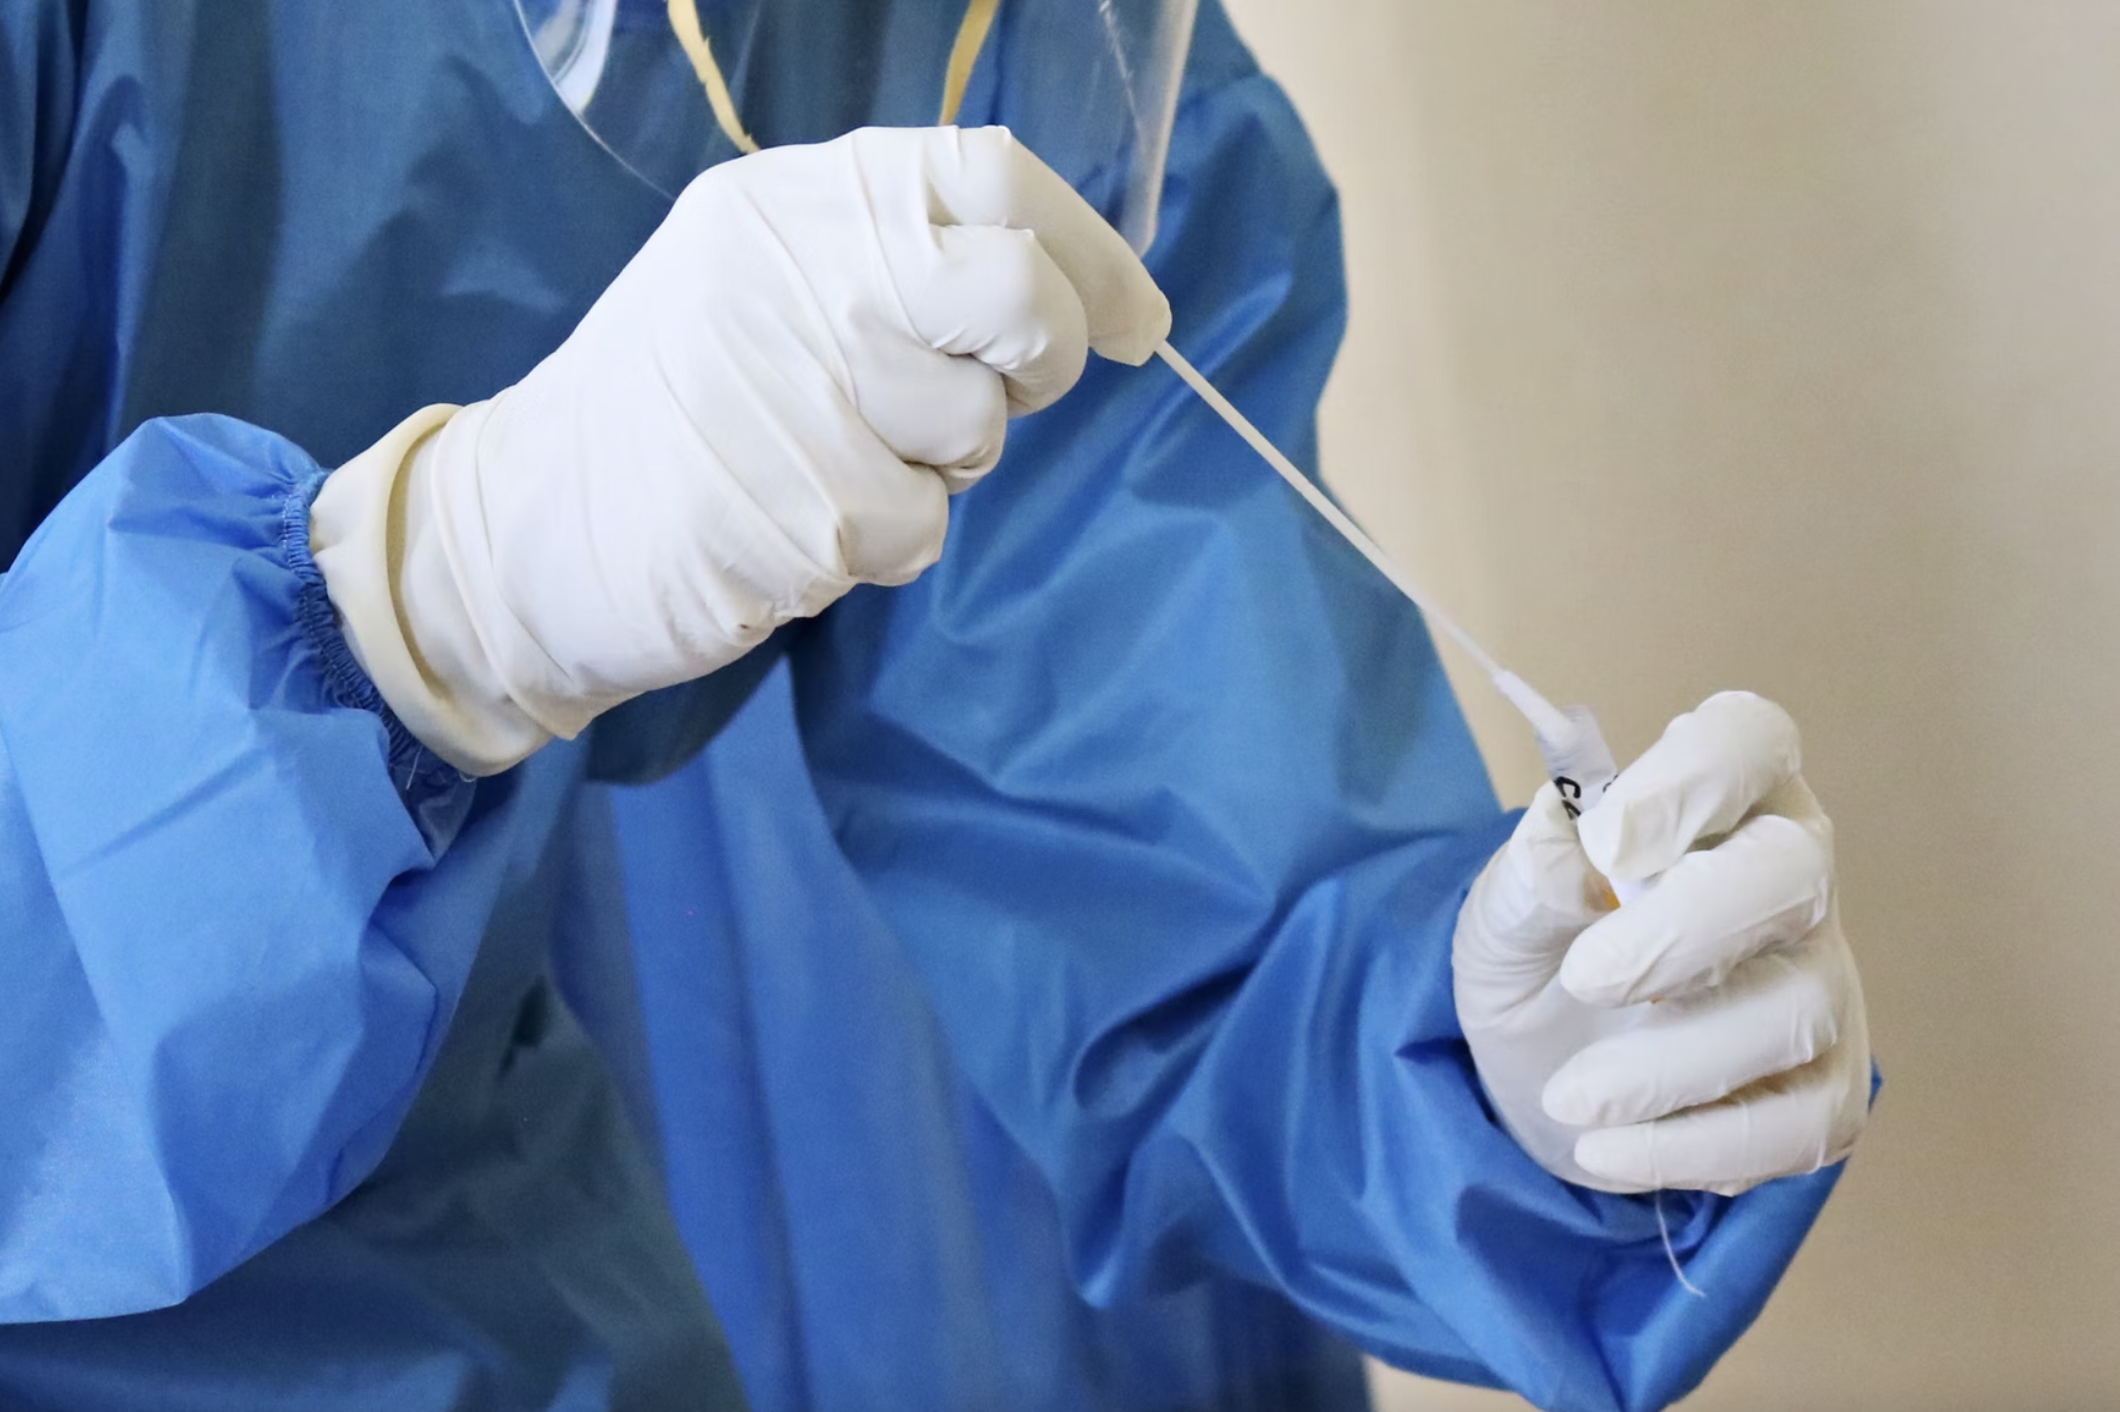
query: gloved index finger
[
  {"left": 1578, "top": 691, "right": 1803, "bottom": 883},
  {"left": 905, "top": 125, "right": 1172, "bottom": 365}
]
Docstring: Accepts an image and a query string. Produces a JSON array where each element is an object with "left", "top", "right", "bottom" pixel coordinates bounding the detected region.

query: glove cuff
[{"left": 310, "top": 406, "right": 552, "bottom": 775}]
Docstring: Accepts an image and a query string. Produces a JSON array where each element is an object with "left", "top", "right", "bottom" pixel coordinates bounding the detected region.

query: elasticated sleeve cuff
[{"left": 286, "top": 467, "right": 471, "bottom": 814}]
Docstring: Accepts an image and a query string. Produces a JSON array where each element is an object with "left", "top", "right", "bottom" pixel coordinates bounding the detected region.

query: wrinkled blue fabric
[{"left": 0, "top": 2, "right": 1846, "bottom": 1410}]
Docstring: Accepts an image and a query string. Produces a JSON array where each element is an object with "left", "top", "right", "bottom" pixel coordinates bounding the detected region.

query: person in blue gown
[{"left": 0, "top": 2, "right": 1865, "bottom": 1409}]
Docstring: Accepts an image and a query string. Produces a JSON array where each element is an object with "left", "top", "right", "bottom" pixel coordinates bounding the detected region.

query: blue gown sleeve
[
  {"left": 0, "top": 416, "right": 502, "bottom": 1322},
  {"left": 785, "top": 12, "right": 1846, "bottom": 1412}
]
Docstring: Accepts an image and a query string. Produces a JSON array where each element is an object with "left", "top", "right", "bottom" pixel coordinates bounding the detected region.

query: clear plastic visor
[{"left": 512, "top": 0, "right": 1197, "bottom": 253}]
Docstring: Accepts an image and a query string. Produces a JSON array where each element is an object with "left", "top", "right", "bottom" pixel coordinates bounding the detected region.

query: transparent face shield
[{"left": 512, "top": 0, "right": 1198, "bottom": 252}]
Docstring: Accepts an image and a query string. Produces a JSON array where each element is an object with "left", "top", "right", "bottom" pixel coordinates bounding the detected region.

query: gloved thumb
[
  {"left": 899, "top": 125, "right": 1172, "bottom": 365},
  {"left": 1453, "top": 782, "right": 1615, "bottom": 1032}
]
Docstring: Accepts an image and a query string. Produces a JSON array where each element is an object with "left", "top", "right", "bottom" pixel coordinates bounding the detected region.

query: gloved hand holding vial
[{"left": 1156, "top": 341, "right": 1871, "bottom": 1201}]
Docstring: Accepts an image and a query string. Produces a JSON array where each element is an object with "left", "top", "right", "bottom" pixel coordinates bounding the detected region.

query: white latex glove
[
  {"left": 1452, "top": 692, "right": 1870, "bottom": 1196},
  {"left": 312, "top": 126, "right": 1169, "bottom": 774}
]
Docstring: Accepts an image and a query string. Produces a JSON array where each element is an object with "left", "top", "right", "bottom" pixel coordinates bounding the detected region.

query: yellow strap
[
  {"left": 667, "top": 0, "right": 760, "bottom": 155},
  {"left": 938, "top": 0, "right": 1002, "bottom": 126},
  {"left": 667, "top": 0, "right": 1000, "bottom": 155}
]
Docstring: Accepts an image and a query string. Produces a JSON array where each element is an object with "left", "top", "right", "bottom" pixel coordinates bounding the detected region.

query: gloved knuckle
[
  {"left": 1696, "top": 690, "right": 1804, "bottom": 767},
  {"left": 1799, "top": 968, "right": 1844, "bottom": 1046},
  {"left": 1751, "top": 809, "right": 1834, "bottom": 883},
  {"left": 961, "top": 122, "right": 1018, "bottom": 157},
  {"left": 977, "top": 230, "right": 1049, "bottom": 323},
  {"left": 1830, "top": 1096, "right": 1870, "bottom": 1157}
]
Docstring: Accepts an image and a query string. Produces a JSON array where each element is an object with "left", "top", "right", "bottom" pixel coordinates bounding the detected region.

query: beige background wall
[{"left": 1213, "top": 2, "right": 2120, "bottom": 1408}]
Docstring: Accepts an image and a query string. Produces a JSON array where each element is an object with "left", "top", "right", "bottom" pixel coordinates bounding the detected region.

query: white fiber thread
[{"left": 1652, "top": 1126, "right": 1708, "bottom": 1299}]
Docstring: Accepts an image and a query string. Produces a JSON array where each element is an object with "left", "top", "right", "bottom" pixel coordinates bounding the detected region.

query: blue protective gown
[{"left": 0, "top": 2, "right": 1847, "bottom": 1409}]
